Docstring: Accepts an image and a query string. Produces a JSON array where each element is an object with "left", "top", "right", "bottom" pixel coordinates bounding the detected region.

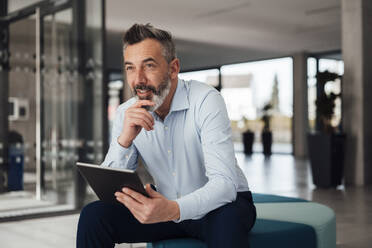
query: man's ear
[{"left": 169, "top": 58, "right": 180, "bottom": 80}]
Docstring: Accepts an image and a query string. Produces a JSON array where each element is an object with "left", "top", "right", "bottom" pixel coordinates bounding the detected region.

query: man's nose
[{"left": 134, "top": 68, "right": 147, "bottom": 84}]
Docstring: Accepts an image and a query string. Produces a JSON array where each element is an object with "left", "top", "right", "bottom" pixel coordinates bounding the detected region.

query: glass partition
[
  {"left": 40, "top": 8, "right": 77, "bottom": 206},
  {"left": 0, "top": 0, "right": 106, "bottom": 219},
  {"left": 0, "top": 7, "right": 79, "bottom": 217}
]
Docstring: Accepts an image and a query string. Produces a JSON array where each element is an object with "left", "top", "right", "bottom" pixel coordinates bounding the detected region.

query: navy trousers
[{"left": 77, "top": 191, "right": 256, "bottom": 248}]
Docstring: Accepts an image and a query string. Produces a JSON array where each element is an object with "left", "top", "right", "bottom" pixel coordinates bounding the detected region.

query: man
[{"left": 77, "top": 23, "right": 256, "bottom": 248}]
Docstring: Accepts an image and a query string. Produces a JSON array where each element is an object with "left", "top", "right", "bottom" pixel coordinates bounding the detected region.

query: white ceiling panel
[{"left": 106, "top": 0, "right": 341, "bottom": 54}]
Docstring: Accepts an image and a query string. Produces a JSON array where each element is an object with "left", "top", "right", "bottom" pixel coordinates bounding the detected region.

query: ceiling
[
  {"left": 6, "top": 0, "right": 342, "bottom": 70},
  {"left": 106, "top": 0, "right": 342, "bottom": 55}
]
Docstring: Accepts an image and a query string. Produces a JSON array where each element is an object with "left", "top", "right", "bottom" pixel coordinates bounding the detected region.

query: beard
[{"left": 132, "top": 74, "right": 171, "bottom": 112}]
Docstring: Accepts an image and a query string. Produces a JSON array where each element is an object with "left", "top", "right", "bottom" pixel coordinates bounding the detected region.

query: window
[
  {"left": 307, "top": 57, "right": 343, "bottom": 131},
  {"left": 221, "top": 58, "right": 293, "bottom": 154},
  {"left": 179, "top": 69, "right": 219, "bottom": 87}
]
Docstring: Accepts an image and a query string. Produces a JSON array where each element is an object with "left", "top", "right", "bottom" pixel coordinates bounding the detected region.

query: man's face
[{"left": 124, "top": 39, "right": 171, "bottom": 111}]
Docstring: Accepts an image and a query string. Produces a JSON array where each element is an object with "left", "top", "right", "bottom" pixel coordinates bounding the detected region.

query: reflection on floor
[
  {"left": 234, "top": 142, "right": 293, "bottom": 154},
  {"left": 0, "top": 183, "right": 76, "bottom": 220},
  {"left": 0, "top": 191, "right": 51, "bottom": 212},
  {"left": 0, "top": 153, "right": 371, "bottom": 248}
]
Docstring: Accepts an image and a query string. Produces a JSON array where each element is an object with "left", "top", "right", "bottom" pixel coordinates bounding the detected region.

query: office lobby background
[{"left": 0, "top": 0, "right": 371, "bottom": 247}]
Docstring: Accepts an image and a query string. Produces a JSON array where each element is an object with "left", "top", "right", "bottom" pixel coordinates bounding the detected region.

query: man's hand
[
  {"left": 115, "top": 184, "right": 180, "bottom": 224},
  {"left": 118, "top": 100, "right": 155, "bottom": 148}
]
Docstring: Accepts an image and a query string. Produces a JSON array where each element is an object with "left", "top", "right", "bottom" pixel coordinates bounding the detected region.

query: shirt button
[
  {"left": 172, "top": 172, "right": 176, "bottom": 177},
  {"left": 168, "top": 150, "right": 171, "bottom": 154},
  {"left": 125, "top": 155, "right": 129, "bottom": 159},
  {"left": 164, "top": 126, "right": 168, "bottom": 130}
]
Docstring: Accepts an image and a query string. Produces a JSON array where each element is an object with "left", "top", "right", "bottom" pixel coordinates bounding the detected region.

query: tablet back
[{"left": 77, "top": 162, "right": 148, "bottom": 203}]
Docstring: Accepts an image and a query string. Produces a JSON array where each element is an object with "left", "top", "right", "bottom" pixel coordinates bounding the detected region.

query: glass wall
[
  {"left": 221, "top": 58, "right": 293, "bottom": 154},
  {"left": 40, "top": 8, "right": 77, "bottom": 207},
  {"left": 0, "top": 7, "right": 78, "bottom": 218},
  {"left": 107, "top": 72, "right": 124, "bottom": 143},
  {"left": 0, "top": 0, "right": 106, "bottom": 219},
  {"left": 84, "top": 0, "right": 105, "bottom": 165},
  {"left": 5, "top": 15, "right": 40, "bottom": 213}
]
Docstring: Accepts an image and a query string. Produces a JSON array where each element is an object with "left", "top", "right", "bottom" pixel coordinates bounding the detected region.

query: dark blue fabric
[
  {"left": 250, "top": 219, "right": 316, "bottom": 248},
  {"left": 147, "top": 239, "right": 205, "bottom": 248},
  {"left": 148, "top": 219, "right": 316, "bottom": 248},
  {"left": 8, "top": 146, "right": 24, "bottom": 191},
  {"left": 252, "top": 193, "right": 308, "bottom": 203},
  {"left": 77, "top": 191, "right": 256, "bottom": 248}
]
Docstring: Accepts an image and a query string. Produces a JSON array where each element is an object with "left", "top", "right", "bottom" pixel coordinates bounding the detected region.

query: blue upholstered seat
[
  {"left": 148, "top": 219, "right": 317, "bottom": 248},
  {"left": 252, "top": 193, "right": 308, "bottom": 203},
  {"left": 145, "top": 193, "right": 335, "bottom": 248}
]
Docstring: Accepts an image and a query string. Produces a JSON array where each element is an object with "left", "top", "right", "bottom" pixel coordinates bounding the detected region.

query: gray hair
[{"left": 123, "top": 23, "right": 176, "bottom": 63}]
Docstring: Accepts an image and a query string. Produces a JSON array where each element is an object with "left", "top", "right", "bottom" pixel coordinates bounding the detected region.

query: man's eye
[
  {"left": 146, "top": 63, "right": 155, "bottom": 68},
  {"left": 126, "top": 66, "right": 133, "bottom": 71}
]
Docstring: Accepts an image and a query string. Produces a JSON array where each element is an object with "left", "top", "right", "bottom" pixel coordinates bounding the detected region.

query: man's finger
[
  {"left": 127, "top": 112, "right": 154, "bottom": 128},
  {"left": 129, "top": 108, "right": 155, "bottom": 124},
  {"left": 145, "top": 184, "right": 162, "bottom": 198},
  {"left": 132, "top": 100, "right": 155, "bottom": 109},
  {"left": 122, "top": 187, "right": 150, "bottom": 204},
  {"left": 115, "top": 192, "right": 144, "bottom": 209},
  {"left": 115, "top": 193, "right": 149, "bottom": 223},
  {"left": 130, "top": 208, "right": 147, "bottom": 223},
  {"left": 131, "top": 117, "right": 153, "bottom": 131}
]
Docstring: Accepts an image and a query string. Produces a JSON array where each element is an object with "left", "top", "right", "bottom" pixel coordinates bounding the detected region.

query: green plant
[
  {"left": 315, "top": 70, "right": 342, "bottom": 133},
  {"left": 261, "top": 103, "right": 273, "bottom": 132},
  {"left": 241, "top": 116, "right": 252, "bottom": 132}
]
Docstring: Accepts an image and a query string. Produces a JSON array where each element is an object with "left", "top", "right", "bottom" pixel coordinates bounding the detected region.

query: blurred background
[{"left": 0, "top": 1, "right": 371, "bottom": 247}]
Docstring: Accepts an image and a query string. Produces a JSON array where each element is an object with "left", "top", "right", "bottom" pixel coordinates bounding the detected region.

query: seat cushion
[
  {"left": 147, "top": 195, "right": 335, "bottom": 248},
  {"left": 252, "top": 193, "right": 308, "bottom": 203},
  {"left": 148, "top": 219, "right": 316, "bottom": 248},
  {"left": 256, "top": 202, "right": 336, "bottom": 248}
]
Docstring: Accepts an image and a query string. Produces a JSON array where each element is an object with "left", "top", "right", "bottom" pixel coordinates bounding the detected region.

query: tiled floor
[
  {"left": 0, "top": 213, "right": 145, "bottom": 248},
  {"left": 0, "top": 153, "right": 371, "bottom": 248}
]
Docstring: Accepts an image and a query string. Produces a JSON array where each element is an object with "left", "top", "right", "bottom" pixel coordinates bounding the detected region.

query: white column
[{"left": 341, "top": 0, "right": 372, "bottom": 185}]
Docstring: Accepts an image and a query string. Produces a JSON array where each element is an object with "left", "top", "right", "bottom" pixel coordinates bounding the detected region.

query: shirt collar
[{"left": 169, "top": 78, "right": 190, "bottom": 113}]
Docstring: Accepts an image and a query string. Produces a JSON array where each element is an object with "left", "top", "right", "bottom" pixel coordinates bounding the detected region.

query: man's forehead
[{"left": 124, "top": 39, "right": 164, "bottom": 61}]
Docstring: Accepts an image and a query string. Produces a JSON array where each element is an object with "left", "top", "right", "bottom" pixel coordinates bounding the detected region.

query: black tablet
[{"left": 76, "top": 162, "right": 148, "bottom": 204}]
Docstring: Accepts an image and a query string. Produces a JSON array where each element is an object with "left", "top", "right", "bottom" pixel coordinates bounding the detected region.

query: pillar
[
  {"left": 293, "top": 53, "right": 309, "bottom": 158},
  {"left": 341, "top": 0, "right": 372, "bottom": 185}
]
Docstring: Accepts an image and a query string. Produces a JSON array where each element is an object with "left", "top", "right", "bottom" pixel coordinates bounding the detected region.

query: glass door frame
[
  {"left": 0, "top": 0, "right": 74, "bottom": 202},
  {"left": 0, "top": 0, "right": 107, "bottom": 219}
]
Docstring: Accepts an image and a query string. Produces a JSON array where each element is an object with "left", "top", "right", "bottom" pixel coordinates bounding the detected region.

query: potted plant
[
  {"left": 241, "top": 117, "right": 254, "bottom": 155},
  {"left": 261, "top": 103, "right": 273, "bottom": 156},
  {"left": 307, "top": 70, "right": 346, "bottom": 187}
]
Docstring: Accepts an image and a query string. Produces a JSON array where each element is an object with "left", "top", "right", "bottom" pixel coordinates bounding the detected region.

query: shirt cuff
[
  {"left": 174, "top": 194, "right": 200, "bottom": 222},
  {"left": 109, "top": 140, "right": 136, "bottom": 167}
]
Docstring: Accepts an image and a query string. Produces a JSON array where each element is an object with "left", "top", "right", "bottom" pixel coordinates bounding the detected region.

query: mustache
[{"left": 134, "top": 84, "right": 159, "bottom": 95}]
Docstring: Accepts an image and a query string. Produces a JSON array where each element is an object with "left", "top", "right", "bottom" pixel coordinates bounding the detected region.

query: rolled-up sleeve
[
  {"left": 101, "top": 104, "right": 138, "bottom": 170},
  {"left": 175, "top": 91, "right": 238, "bottom": 221}
]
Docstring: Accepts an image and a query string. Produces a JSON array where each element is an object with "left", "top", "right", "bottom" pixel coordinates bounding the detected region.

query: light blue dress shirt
[{"left": 102, "top": 79, "right": 249, "bottom": 222}]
